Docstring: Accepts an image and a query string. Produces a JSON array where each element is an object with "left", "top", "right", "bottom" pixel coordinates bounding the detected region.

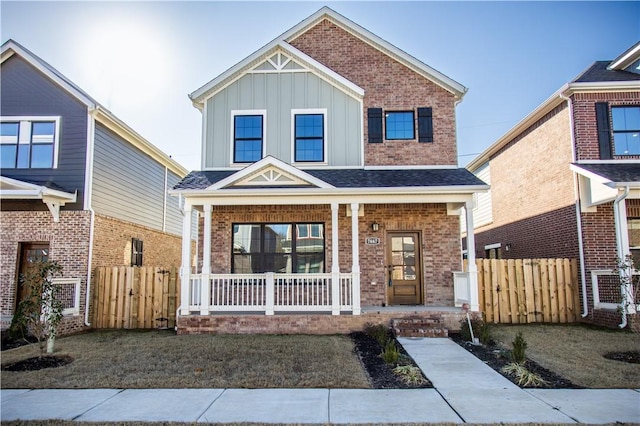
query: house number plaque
[{"left": 365, "top": 237, "right": 380, "bottom": 245}]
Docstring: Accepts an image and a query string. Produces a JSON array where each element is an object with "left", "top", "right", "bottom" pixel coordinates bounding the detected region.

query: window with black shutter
[
  {"left": 367, "top": 108, "right": 383, "bottom": 143},
  {"left": 417, "top": 107, "right": 433, "bottom": 142},
  {"left": 131, "top": 238, "right": 143, "bottom": 267},
  {"left": 595, "top": 102, "right": 613, "bottom": 159}
]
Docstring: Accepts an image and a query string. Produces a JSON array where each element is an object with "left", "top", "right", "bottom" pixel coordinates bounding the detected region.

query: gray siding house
[{"left": 0, "top": 40, "right": 188, "bottom": 335}]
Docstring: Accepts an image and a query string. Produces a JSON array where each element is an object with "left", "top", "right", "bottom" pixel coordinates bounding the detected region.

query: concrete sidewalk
[{"left": 2, "top": 338, "right": 639, "bottom": 424}]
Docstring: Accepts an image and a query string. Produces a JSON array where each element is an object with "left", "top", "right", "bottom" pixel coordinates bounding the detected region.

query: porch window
[
  {"left": 232, "top": 223, "right": 325, "bottom": 273},
  {"left": 233, "top": 115, "right": 263, "bottom": 163},
  {"left": 612, "top": 106, "right": 640, "bottom": 155}
]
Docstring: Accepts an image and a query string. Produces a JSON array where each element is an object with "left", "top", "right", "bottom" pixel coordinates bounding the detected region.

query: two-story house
[
  {"left": 465, "top": 42, "right": 640, "bottom": 331},
  {"left": 171, "top": 7, "right": 488, "bottom": 335},
  {"left": 0, "top": 40, "right": 189, "bottom": 335}
]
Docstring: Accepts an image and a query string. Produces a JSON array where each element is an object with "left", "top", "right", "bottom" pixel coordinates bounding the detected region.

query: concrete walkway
[{"left": 2, "top": 338, "right": 639, "bottom": 424}]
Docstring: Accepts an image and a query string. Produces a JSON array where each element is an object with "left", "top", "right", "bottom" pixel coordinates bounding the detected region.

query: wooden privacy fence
[
  {"left": 92, "top": 266, "right": 180, "bottom": 329},
  {"left": 473, "top": 258, "right": 580, "bottom": 324}
]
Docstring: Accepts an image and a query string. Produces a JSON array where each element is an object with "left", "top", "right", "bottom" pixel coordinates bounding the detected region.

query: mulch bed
[
  {"left": 603, "top": 350, "right": 640, "bottom": 364},
  {"left": 449, "top": 333, "right": 583, "bottom": 389},
  {"left": 350, "top": 331, "right": 432, "bottom": 389},
  {"left": 2, "top": 355, "right": 74, "bottom": 372}
]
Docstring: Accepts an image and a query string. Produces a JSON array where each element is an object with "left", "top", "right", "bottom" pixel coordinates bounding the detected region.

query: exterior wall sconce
[
  {"left": 371, "top": 222, "right": 379, "bottom": 231},
  {"left": 505, "top": 243, "right": 512, "bottom": 252}
]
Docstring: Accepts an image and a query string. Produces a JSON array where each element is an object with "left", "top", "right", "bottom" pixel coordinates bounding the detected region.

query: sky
[{"left": 1, "top": 1, "right": 639, "bottom": 172}]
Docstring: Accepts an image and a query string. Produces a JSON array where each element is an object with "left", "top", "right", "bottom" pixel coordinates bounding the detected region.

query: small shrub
[
  {"left": 501, "top": 362, "right": 547, "bottom": 387},
  {"left": 459, "top": 314, "right": 491, "bottom": 344},
  {"left": 393, "top": 365, "right": 426, "bottom": 385},
  {"left": 381, "top": 339, "right": 400, "bottom": 364},
  {"left": 511, "top": 331, "right": 527, "bottom": 364},
  {"left": 364, "top": 323, "right": 390, "bottom": 346}
]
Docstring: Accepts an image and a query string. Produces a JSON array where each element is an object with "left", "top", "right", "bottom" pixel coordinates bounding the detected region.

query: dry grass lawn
[
  {"left": 1, "top": 330, "right": 370, "bottom": 389},
  {"left": 489, "top": 323, "right": 640, "bottom": 388}
]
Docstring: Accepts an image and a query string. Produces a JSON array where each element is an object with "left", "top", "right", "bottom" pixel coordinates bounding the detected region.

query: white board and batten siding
[
  {"left": 91, "top": 123, "right": 183, "bottom": 236},
  {"left": 204, "top": 71, "right": 362, "bottom": 168}
]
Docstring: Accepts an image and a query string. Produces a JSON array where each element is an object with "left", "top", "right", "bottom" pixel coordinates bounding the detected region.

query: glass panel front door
[{"left": 387, "top": 232, "right": 422, "bottom": 305}]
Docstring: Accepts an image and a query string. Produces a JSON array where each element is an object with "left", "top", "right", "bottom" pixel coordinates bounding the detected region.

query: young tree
[{"left": 10, "top": 261, "right": 64, "bottom": 355}]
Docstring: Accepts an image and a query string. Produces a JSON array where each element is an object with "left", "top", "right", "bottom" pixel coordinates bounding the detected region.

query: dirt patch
[
  {"left": 603, "top": 351, "right": 640, "bottom": 364},
  {"left": 449, "top": 333, "right": 582, "bottom": 389},
  {"left": 350, "top": 331, "right": 432, "bottom": 389},
  {"left": 2, "top": 355, "right": 73, "bottom": 372}
]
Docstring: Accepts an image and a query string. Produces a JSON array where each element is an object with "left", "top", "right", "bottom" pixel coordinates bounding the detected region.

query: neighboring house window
[
  {"left": 612, "top": 106, "right": 640, "bottom": 155},
  {"left": 484, "top": 243, "right": 501, "bottom": 259},
  {"left": 628, "top": 218, "right": 640, "bottom": 267},
  {"left": 131, "top": 238, "right": 143, "bottom": 267},
  {"left": 232, "top": 223, "right": 325, "bottom": 274},
  {"left": 233, "top": 114, "right": 263, "bottom": 163},
  {"left": 293, "top": 112, "right": 325, "bottom": 162},
  {"left": 385, "top": 111, "right": 415, "bottom": 140},
  {"left": 0, "top": 118, "right": 58, "bottom": 169}
]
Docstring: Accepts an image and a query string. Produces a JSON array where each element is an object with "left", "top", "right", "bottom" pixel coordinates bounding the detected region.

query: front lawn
[{"left": 1, "top": 330, "right": 370, "bottom": 389}]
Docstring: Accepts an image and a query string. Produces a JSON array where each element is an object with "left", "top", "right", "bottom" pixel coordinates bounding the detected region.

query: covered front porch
[{"left": 172, "top": 157, "right": 486, "bottom": 327}]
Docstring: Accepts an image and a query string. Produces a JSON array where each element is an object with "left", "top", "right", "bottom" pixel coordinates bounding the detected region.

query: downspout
[
  {"left": 614, "top": 186, "right": 630, "bottom": 328},
  {"left": 84, "top": 110, "right": 96, "bottom": 326},
  {"left": 560, "top": 92, "right": 589, "bottom": 317}
]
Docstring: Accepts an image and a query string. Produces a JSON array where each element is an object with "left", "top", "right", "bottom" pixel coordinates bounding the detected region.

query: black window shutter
[
  {"left": 418, "top": 107, "right": 433, "bottom": 143},
  {"left": 595, "top": 102, "right": 612, "bottom": 159},
  {"left": 368, "top": 108, "right": 383, "bottom": 143}
]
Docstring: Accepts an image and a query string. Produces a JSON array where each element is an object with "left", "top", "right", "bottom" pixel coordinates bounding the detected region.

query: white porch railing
[
  {"left": 187, "top": 272, "right": 354, "bottom": 314},
  {"left": 453, "top": 271, "right": 470, "bottom": 307}
]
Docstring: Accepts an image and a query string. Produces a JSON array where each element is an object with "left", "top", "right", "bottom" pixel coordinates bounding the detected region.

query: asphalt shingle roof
[
  {"left": 572, "top": 61, "right": 640, "bottom": 83},
  {"left": 173, "top": 168, "right": 486, "bottom": 190},
  {"left": 573, "top": 163, "right": 640, "bottom": 183}
]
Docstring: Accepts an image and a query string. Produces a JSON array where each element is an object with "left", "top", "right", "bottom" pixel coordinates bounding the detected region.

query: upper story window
[
  {"left": 385, "top": 111, "right": 415, "bottom": 140},
  {"left": 0, "top": 117, "right": 59, "bottom": 169},
  {"left": 233, "top": 112, "right": 265, "bottom": 163},
  {"left": 612, "top": 106, "right": 640, "bottom": 155},
  {"left": 293, "top": 111, "right": 325, "bottom": 162}
]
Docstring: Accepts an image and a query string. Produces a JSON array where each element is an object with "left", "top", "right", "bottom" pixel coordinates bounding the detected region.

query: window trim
[
  {"left": 0, "top": 116, "right": 61, "bottom": 169},
  {"left": 230, "top": 110, "right": 267, "bottom": 165},
  {"left": 52, "top": 277, "right": 81, "bottom": 316},
  {"left": 611, "top": 105, "right": 640, "bottom": 156},
  {"left": 291, "top": 108, "right": 327, "bottom": 165},
  {"left": 231, "top": 222, "right": 326, "bottom": 274},
  {"left": 385, "top": 110, "right": 415, "bottom": 141}
]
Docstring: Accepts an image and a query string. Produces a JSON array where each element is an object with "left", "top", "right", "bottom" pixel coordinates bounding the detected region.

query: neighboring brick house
[
  {"left": 465, "top": 42, "right": 640, "bottom": 330},
  {"left": 0, "top": 40, "right": 189, "bottom": 335},
  {"left": 171, "top": 7, "right": 488, "bottom": 334}
]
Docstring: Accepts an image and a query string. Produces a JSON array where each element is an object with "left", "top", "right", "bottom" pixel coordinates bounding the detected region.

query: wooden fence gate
[
  {"left": 92, "top": 266, "right": 180, "bottom": 329},
  {"left": 474, "top": 258, "right": 580, "bottom": 324}
]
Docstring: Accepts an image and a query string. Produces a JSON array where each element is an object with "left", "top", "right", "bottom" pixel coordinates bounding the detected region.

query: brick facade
[
  {"left": 177, "top": 310, "right": 466, "bottom": 335},
  {"left": 92, "top": 214, "right": 183, "bottom": 268},
  {"left": 0, "top": 210, "right": 91, "bottom": 334},
  {"left": 289, "top": 19, "right": 459, "bottom": 167},
  {"left": 198, "top": 203, "right": 461, "bottom": 308}
]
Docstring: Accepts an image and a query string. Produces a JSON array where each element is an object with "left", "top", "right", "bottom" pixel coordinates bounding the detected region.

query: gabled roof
[
  {"left": 1, "top": 39, "right": 188, "bottom": 176},
  {"left": 189, "top": 7, "right": 466, "bottom": 107},
  {"left": 467, "top": 42, "right": 640, "bottom": 172}
]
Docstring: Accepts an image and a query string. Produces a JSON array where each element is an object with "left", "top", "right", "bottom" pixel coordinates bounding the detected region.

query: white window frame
[
  {"left": 291, "top": 108, "right": 328, "bottom": 165},
  {"left": 0, "top": 116, "right": 61, "bottom": 169},
  {"left": 51, "top": 277, "right": 81, "bottom": 316},
  {"left": 230, "top": 110, "right": 266, "bottom": 166}
]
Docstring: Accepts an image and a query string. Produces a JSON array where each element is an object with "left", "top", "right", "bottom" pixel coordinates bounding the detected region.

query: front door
[
  {"left": 386, "top": 232, "right": 422, "bottom": 305},
  {"left": 16, "top": 242, "right": 49, "bottom": 308}
]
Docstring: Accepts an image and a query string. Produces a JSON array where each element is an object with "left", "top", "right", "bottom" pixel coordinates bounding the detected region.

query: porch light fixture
[{"left": 371, "top": 222, "right": 379, "bottom": 232}]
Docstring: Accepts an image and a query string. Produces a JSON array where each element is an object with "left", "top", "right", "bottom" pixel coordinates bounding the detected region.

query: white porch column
[
  {"left": 180, "top": 203, "right": 193, "bottom": 315},
  {"left": 350, "top": 203, "right": 361, "bottom": 315},
  {"left": 613, "top": 191, "right": 635, "bottom": 318},
  {"left": 200, "top": 204, "right": 212, "bottom": 315},
  {"left": 331, "top": 203, "right": 340, "bottom": 315},
  {"left": 465, "top": 201, "right": 480, "bottom": 312}
]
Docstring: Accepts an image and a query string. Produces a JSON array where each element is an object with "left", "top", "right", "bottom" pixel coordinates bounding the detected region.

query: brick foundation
[{"left": 177, "top": 310, "right": 466, "bottom": 335}]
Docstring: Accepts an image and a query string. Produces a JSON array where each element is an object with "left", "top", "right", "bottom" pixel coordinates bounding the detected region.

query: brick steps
[{"left": 392, "top": 315, "right": 448, "bottom": 338}]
